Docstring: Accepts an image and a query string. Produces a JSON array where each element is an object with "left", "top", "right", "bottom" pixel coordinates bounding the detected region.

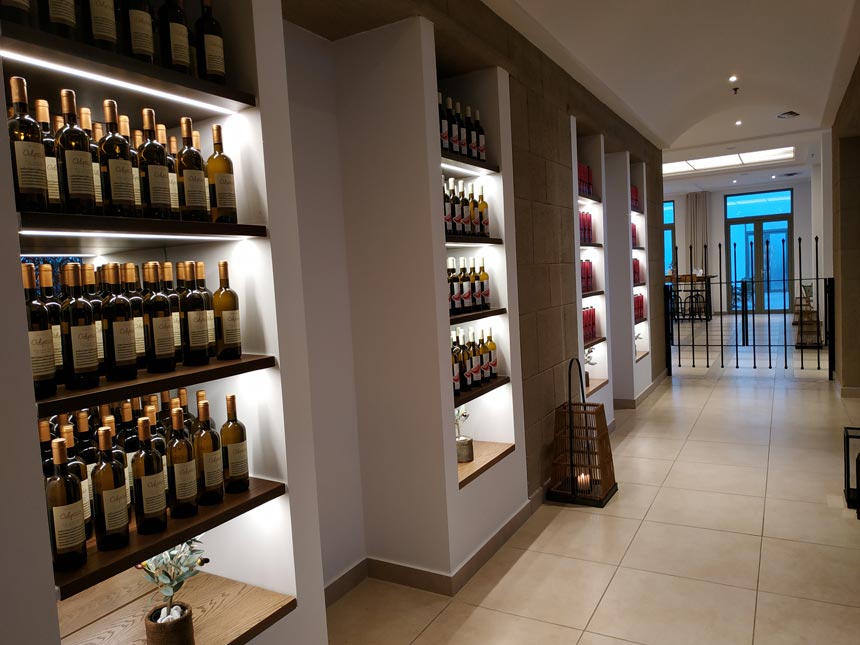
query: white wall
[{"left": 284, "top": 22, "right": 367, "bottom": 587}]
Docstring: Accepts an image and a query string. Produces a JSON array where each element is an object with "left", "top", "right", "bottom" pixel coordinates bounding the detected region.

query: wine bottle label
[
  {"left": 51, "top": 324, "right": 63, "bottom": 367},
  {"left": 101, "top": 486, "right": 128, "bottom": 533},
  {"left": 107, "top": 159, "right": 134, "bottom": 204},
  {"left": 483, "top": 278, "right": 490, "bottom": 302},
  {"left": 64, "top": 150, "right": 95, "bottom": 198},
  {"left": 28, "top": 329, "right": 55, "bottom": 377},
  {"left": 140, "top": 472, "right": 166, "bottom": 514},
  {"left": 214, "top": 173, "right": 236, "bottom": 209},
  {"left": 5, "top": 0, "right": 30, "bottom": 9},
  {"left": 45, "top": 157, "right": 61, "bottom": 202},
  {"left": 52, "top": 500, "right": 85, "bottom": 552},
  {"left": 463, "top": 210, "right": 472, "bottom": 234},
  {"left": 79, "top": 477, "right": 91, "bottom": 520},
  {"left": 459, "top": 126, "right": 467, "bottom": 154},
  {"left": 463, "top": 362, "right": 472, "bottom": 386},
  {"left": 490, "top": 349, "right": 498, "bottom": 375},
  {"left": 70, "top": 324, "right": 98, "bottom": 371},
  {"left": 471, "top": 356, "right": 482, "bottom": 383},
  {"left": 451, "top": 285, "right": 461, "bottom": 309},
  {"left": 94, "top": 319, "right": 104, "bottom": 361},
  {"left": 92, "top": 162, "right": 103, "bottom": 205},
  {"left": 124, "top": 463, "right": 132, "bottom": 503},
  {"left": 441, "top": 118, "right": 449, "bottom": 149},
  {"left": 187, "top": 311, "right": 208, "bottom": 349},
  {"left": 450, "top": 126, "right": 459, "bottom": 149},
  {"left": 454, "top": 204, "right": 463, "bottom": 233},
  {"left": 13, "top": 141, "right": 47, "bottom": 193},
  {"left": 151, "top": 315, "right": 175, "bottom": 358},
  {"left": 203, "top": 450, "right": 224, "bottom": 488},
  {"left": 226, "top": 441, "right": 248, "bottom": 477},
  {"left": 481, "top": 353, "right": 491, "bottom": 377},
  {"left": 482, "top": 208, "right": 489, "bottom": 229},
  {"left": 146, "top": 164, "right": 171, "bottom": 207},
  {"left": 206, "top": 310, "right": 215, "bottom": 344},
  {"left": 171, "top": 311, "right": 181, "bottom": 348},
  {"left": 111, "top": 319, "right": 137, "bottom": 365},
  {"left": 479, "top": 135, "right": 486, "bottom": 160},
  {"left": 128, "top": 9, "right": 153, "bottom": 56},
  {"left": 221, "top": 310, "right": 241, "bottom": 345},
  {"left": 169, "top": 173, "right": 179, "bottom": 210},
  {"left": 461, "top": 282, "right": 472, "bottom": 307},
  {"left": 133, "top": 316, "right": 145, "bottom": 356},
  {"left": 204, "top": 34, "right": 226, "bottom": 75},
  {"left": 89, "top": 0, "right": 117, "bottom": 42},
  {"left": 473, "top": 280, "right": 483, "bottom": 307},
  {"left": 444, "top": 203, "right": 452, "bottom": 231},
  {"left": 452, "top": 362, "right": 460, "bottom": 391},
  {"left": 173, "top": 460, "right": 197, "bottom": 501},
  {"left": 470, "top": 131, "right": 478, "bottom": 156},
  {"left": 132, "top": 167, "right": 142, "bottom": 206},
  {"left": 48, "top": 0, "right": 75, "bottom": 26},
  {"left": 181, "top": 169, "right": 207, "bottom": 207},
  {"left": 162, "top": 455, "right": 168, "bottom": 491},
  {"left": 86, "top": 463, "right": 96, "bottom": 502},
  {"left": 169, "top": 22, "right": 190, "bottom": 66}
]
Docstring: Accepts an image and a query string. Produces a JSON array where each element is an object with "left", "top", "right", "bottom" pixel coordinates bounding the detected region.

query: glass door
[{"left": 726, "top": 217, "right": 792, "bottom": 313}]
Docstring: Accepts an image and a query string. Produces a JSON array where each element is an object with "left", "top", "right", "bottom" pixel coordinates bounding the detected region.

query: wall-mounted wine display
[
  {"left": 438, "top": 92, "right": 486, "bottom": 161},
  {"left": 450, "top": 326, "right": 499, "bottom": 395},
  {"left": 446, "top": 256, "right": 492, "bottom": 315},
  {"left": 442, "top": 176, "right": 490, "bottom": 237}
]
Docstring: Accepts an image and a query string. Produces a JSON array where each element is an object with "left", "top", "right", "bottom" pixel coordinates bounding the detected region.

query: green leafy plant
[{"left": 136, "top": 538, "right": 209, "bottom": 617}]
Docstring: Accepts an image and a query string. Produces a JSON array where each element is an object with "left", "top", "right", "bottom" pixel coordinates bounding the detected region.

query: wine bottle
[
  {"left": 74, "top": 409, "right": 98, "bottom": 482},
  {"left": 98, "top": 100, "right": 136, "bottom": 217},
  {"left": 167, "top": 407, "right": 197, "bottom": 517},
  {"left": 60, "top": 425, "right": 93, "bottom": 538},
  {"left": 458, "top": 181, "right": 470, "bottom": 235},
  {"left": 177, "top": 388, "right": 196, "bottom": 436},
  {"left": 192, "top": 129, "right": 213, "bottom": 215},
  {"left": 207, "top": 124, "right": 237, "bottom": 222},
  {"left": 192, "top": 399, "right": 223, "bottom": 505},
  {"left": 144, "top": 403, "right": 169, "bottom": 491},
  {"left": 446, "top": 97, "right": 458, "bottom": 154},
  {"left": 8, "top": 77, "right": 48, "bottom": 213},
  {"left": 475, "top": 110, "right": 486, "bottom": 161},
  {"left": 479, "top": 258, "right": 490, "bottom": 311},
  {"left": 46, "top": 438, "right": 87, "bottom": 570},
  {"left": 465, "top": 106, "right": 477, "bottom": 159},
  {"left": 92, "top": 123, "right": 104, "bottom": 149},
  {"left": 56, "top": 90, "right": 96, "bottom": 214},
  {"left": 486, "top": 327, "right": 498, "bottom": 378},
  {"left": 195, "top": 389, "right": 211, "bottom": 426},
  {"left": 39, "top": 0, "right": 76, "bottom": 38},
  {"left": 101, "top": 263, "right": 138, "bottom": 381},
  {"left": 457, "top": 328, "right": 472, "bottom": 391},
  {"left": 35, "top": 99, "right": 62, "bottom": 212},
  {"left": 455, "top": 102, "right": 467, "bottom": 156},
  {"left": 221, "top": 394, "right": 248, "bottom": 493},
  {"left": 176, "top": 117, "right": 207, "bottom": 221},
  {"left": 213, "top": 260, "right": 241, "bottom": 359},
  {"left": 82, "top": 264, "right": 105, "bottom": 374},
  {"left": 449, "top": 178, "right": 462, "bottom": 235},
  {"left": 0, "top": 0, "right": 32, "bottom": 24},
  {"left": 450, "top": 330, "right": 460, "bottom": 395},
  {"left": 38, "top": 264, "right": 65, "bottom": 382},
  {"left": 76, "top": 107, "right": 104, "bottom": 210},
  {"left": 443, "top": 177, "right": 452, "bottom": 234},
  {"left": 123, "top": 0, "right": 155, "bottom": 63},
  {"left": 447, "top": 257, "right": 460, "bottom": 314},
  {"left": 50, "top": 412, "right": 70, "bottom": 437},
  {"left": 138, "top": 108, "right": 172, "bottom": 219},
  {"left": 132, "top": 417, "right": 168, "bottom": 533},
  {"left": 82, "top": 0, "right": 118, "bottom": 50},
  {"left": 439, "top": 92, "right": 448, "bottom": 151},
  {"left": 60, "top": 263, "right": 99, "bottom": 389},
  {"left": 478, "top": 185, "right": 489, "bottom": 237},
  {"left": 142, "top": 261, "right": 176, "bottom": 372},
  {"left": 102, "top": 414, "right": 131, "bottom": 513},
  {"left": 22, "top": 263, "right": 57, "bottom": 398},
  {"left": 195, "top": 0, "right": 225, "bottom": 82},
  {"left": 118, "top": 263, "right": 146, "bottom": 369},
  {"left": 118, "top": 114, "right": 142, "bottom": 216},
  {"left": 119, "top": 402, "right": 140, "bottom": 495},
  {"left": 458, "top": 257, "right": 472, "bottom": 313},
  {"left": 167, "top": 135, "right": 181, "bottom": 217},
  {"left": 469, "top": 257, "right": 481, "bottom": 310},
  {"left": 158, "top": 0, "right": 191, "bottom": 73},
  {"left": 39, "top": 419, "right": 54, "bottom": 477},
  {"left": 92, "top": 426, "right": 129, "bottom": 550},
  {"left": 194, "top": 261, "right": 215, "bottom": 357},
  {"left": 478, "top": 330, "right": 491, "bottom": 381},
  {"left": 178, "top": 261, "right": 209, "bottom": 365},
  {"left": 467, "top": 328, "right": 482, "bottom": 386},
  {"left": 161, "top": 261, "right": 183, "bottom": 362},
  {"left": 468, "top": 183, "right": 480, "bottom": 236}
]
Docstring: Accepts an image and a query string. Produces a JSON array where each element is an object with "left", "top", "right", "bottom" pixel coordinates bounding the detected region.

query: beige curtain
[{"left": 686, "top": 191, "right": 709, "bottom": 271}]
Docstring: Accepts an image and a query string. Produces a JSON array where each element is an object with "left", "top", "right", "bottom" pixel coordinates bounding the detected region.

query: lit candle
[{"left": 577, "top": 472, "right": 591, "bottom": 491}]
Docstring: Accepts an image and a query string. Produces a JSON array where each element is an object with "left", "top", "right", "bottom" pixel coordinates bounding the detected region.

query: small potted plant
[{"left": 137, "top": 538, "right": 209, "bottom": 645}]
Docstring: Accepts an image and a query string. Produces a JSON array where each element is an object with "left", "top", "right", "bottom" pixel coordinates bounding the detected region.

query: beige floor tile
[
  {"left": 687, "top": 422, "right": 770, "bottom": 446},
  {"left": 621, "top": 521, "right": 760, "bottom": 589},
  {"left": 676, "top": 440, "right": 769, "bottom": 468},
  {"left": 613, "top": 456, "right": 673, "bottom": 486},
  {"left": 646, "top": 487, "right": 764, "bottom": 535},
  {"left": 569, "top": 483, "right": 659, "bottom": 520},
  {"left": 769, "top": 426, "right": 844, "bottom": 452},
  {"left": 326, "top": 579, "right": 449, "bottom": 645},
  {"left": 663, "top": 461, "right": 767, "bottom": 496},
  {"left": 616, "top": 419, "right": 693, "bottom": 440},
  {"left": 766, "top": 467, "right": 843, "bottom": 504},
  {"left": 759, "top": 537, "right": 860, "bottom": 607},
  {"left": 577, "top": 634, "right": 643, "bottom": 645},
  {"left": 455, "top": 547, "right": 615, "bottom": 630},
  {"left": 508, "top": 506, "right": 639, "bottom": 564},
  {"left": 587, "top": 568, "right": 756, "bottom": 645},
  {"left": 413, "top": 602, "right": 581, "bottom": 644},
  {"left": 764, "top": 498, "right": 860, "bottom": 549},
  {"left": 754, "top": 591, "right": 860, "bottom": 645},
  {"left": 612, "top": 435, "right": 685, "bottom": 460},
  {"left": 768, "top": 445, "right": 843, "bottom": 475}
]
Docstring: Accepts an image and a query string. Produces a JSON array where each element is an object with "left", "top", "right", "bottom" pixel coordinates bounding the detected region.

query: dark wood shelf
[
  {"left": 446, "top": 234, "right": 503, "bottom": 246},
  {"left": 636, "top": 350, "right": 650, "bottom": 363},
  {"left": 458, "top": 441, "right": 515, "bottom": 489},
  {"left": 37, "top": 354, "right": 276, "bottom": 417},
  {"left": 583, "top": 290, "right": 605, "bottom": 298},
  {"left": 54, "top": 477, "right": 286, "bottom": 600},
  {"left": 635, "top": 317, "right": 648, "bottom": 325},
  {"left": 450, "top": 307, "right": 507, "bottom": 325},
  {"left": 19, "top": 212, "right": 268, "bottom": 253},
  {"left": 440, "top": 149, "right": 500, "bottom": 174},
  {"left": 585, "top": 377, "right": 609, "bottom": 397},
  {"left": 632, "top": 246, "right": 646, "bottom": 251},
  {"left": 584, "top": 336, "right": 607, "bottom": 350},
  {"left": 0, "top": 20, "right": 254, "bottom": 127},
  {"left": 454, "top": 375, "right": 510, "bottom": 407},
  {"left": 581, "top": 243, "right": 603, "bottom": 249},
  {"left": 578, "top": 193, "right": 602, "bottom": 205},
  {"left": 633, "top": 281, "right": 647, "bottom": 287}
]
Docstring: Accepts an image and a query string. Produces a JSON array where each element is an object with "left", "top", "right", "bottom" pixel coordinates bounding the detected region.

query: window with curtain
[{"left": 663, "top": 200, "right": 675, "bottom": 274}]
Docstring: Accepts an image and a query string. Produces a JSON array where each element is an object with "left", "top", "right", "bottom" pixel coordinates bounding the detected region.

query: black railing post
[
  {"left": 815, "top": 236, "right": 821, "bottom": 370},
  {"left": 674, "top": 245, "right": 681, "bottom": 369},
  {"left": 782, "top": 239, "right": 788, "bottom": 369},
  {"left": 718, "top": 243, "right": 724, "bottom": 369},
  {"left": 664, "top": 283, "right": 673, "bottom": 376},
  {"left": 798, "top": 237, "right": 804, "bottom": 369},
  {"left": 704, "top": 244, "right": 710, "bottom": 368},
  {"left": 733, "top": 243, "right": 739, "bottom": 367},
  {"left": 750, "top": 240, "right": 756, "bottom": 368},
  {"left": 689, "top": 245, "right": 696, "bottom": 368},
  {"left": 766, "top": 239, "right": 772, "bottom": 369},
  {"left": 741, "top": 280, "right": 749, "bottom": 347},
  {"left": 827, "top": 277, "right": 835, "bottom": 380}
]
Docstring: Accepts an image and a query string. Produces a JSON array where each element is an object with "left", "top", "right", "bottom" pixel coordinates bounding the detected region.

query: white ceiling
[{"left": 483, "top": 0, "right": 860, "bottom": 150}]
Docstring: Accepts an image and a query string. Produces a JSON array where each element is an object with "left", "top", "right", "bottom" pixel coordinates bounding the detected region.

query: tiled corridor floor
[{"left": 327, "top": 371, "right": 860, "bottom": 644}]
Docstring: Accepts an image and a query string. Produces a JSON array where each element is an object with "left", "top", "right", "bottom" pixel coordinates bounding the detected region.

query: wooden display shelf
[
  {"left": 37, "top": 354, "right": 276, "bottom": 417},
  {"left": 445, "top": 234, "right": 503, "bottom": 246},
  {"left": 632, "top": 246, "right": 646, "bottom": 251},
  {"left": 440, "top": 149, "right": 500, "bottom": 175},
  {"left": 454, "top": 375, "right": 510, "bottom": 407},
  {"left": 450, "top": 307, "right": 507, "bottom": 325},
  {"left": 633, "top": 281, "right": 647, "bottom": 288},
  {"left": 583, "top": 290, "right": 604, "bottom": 298},
  {"left": 585, "top": 377, "right": 608, "bottom": 397},
  {"left": 54, "top": 477, "right": 286, "bottom": 600},
  {"left": 631, "top": 209, "right": 645, "bottom": 216},
  {"left": 584, "top": 336, "right": 606, "bottom": 350},
  {"left": 19, "top": 212, "right": 268, "bottom": 253},
  {"left": 457, "top": 441, "right": 515, "bottom": 489},
  {"left": 59, "top": 569, "right": 296, "bottom": 644},
  {"left": 636, "top": 350, "right": 650, "bottom": 363},
  {"left": 634, "top": 316, "right": 648, "bottom": 324},
  {"left": 580, "top": 243, "right": 603, "bottom": 249},
  {"left": 578, "top": 193, "right": 602, "bottom": 205}
]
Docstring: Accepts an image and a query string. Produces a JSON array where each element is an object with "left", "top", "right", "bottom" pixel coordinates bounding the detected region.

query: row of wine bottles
[
  {"left": 443, "top": 177, "right": 490, "bottom": 237},
  {"left": 44, "top": 388, "right": 249, "bottom": 570},
  {"left": 451, "top": 326, "right": 499, "bottom": 395},
  {"left": 438, "top": 93, "right": 487, "bottom": 162},
  {"left": 447, "top": 256, "right": 492, "bottom": 315},
  {"left": 24, "top": 258, "right": 241, "bottom": 397},
  {"left": 8, "top": 78, "right": 237, "bottom": 221},
  {"left": 0, "top": 0, "right": 228, "bottom": 83}
]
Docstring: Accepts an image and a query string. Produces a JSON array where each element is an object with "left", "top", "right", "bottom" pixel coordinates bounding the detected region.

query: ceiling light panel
[
  {"left": 662, "top": 161, "right": 694, "bottom": 175},
  {"left": 738, "top": 147, "right": 795, "bottom": 164},
  {"left": 687, "top": 154, "right": 743, "bottom": 171}
]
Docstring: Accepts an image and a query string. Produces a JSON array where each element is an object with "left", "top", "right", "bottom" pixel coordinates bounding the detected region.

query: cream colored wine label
[
  {"left": 227, "top": 441, "right": 248, "bottom": 477},
  {"left": 52, "top": 500, "right": 85, "bottom": 552},
  {"left": 141, "top": 472, "right": 166, "bottom": 514},
  {"left": 102, "top": 486, "right": 128, "bottom": 532},
  {"left": 70, "top": 324, "right": 98, "bottom": 371},
  {"left": 203, "top": 450, "right": 223, "bottom": 488},
  {"left": 13, "top": 141, "right": 47, "bottom": 193},
  {"left": 64, "top": 150, "right": 95, "bottom": 198},
  {"left": 28, "top": 329, "right": 55, "bottom": 377},
  {"left": 108, "top": 158, "right": 134, "bottom": 204},
  {"left": 111, "top": 319, "right": 137, "bottom": 365},
  {"left": 173, "top": 461, "right": 197, "bottom": 501},
  {"left": 152, "top": 315, "right": 175, "bottom": 358}
]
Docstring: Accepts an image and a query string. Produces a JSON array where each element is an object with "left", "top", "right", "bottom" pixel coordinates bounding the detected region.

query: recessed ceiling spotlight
[
  {"left": 735, "top": 120, "right": 742, "bottom": 126},
  {"left": 728, "top": 75, "right": 738, "bottom": 82},
  {"left": 732, "top": 179, "right": 737, "bottom": 184},
  {"left": 771, "top": 175, "right": 776, "bottom": 179}
]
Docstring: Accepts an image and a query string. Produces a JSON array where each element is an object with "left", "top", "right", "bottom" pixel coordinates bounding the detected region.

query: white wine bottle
[
  {"left": 208, "top": 124, "right": 237, "bottom": 222},
  {"left": 35, "top": 99, "right": 62, "bottom": 212},
  {"left": 193, "top": 399, "right": 223, "bottom": 505},
  {"left": 468, "top": 327, "right": 482, "bottom": 386},
  {"left": 60, "top": 425, "right": 92, "bottom": 539},
  {"left": 56, "top": 90, "right": 96, "bottom": 214},
  {"left": 138, "top": 108, "right": 172, "bottom": 219},
  {"left": 92, "top": 427, "right": 129, "bottom": 551},
  {"left": 60, "top": 263, "right": 99, "bottom": 389},
  {"left": 469, "top": 258, "right": 481, "bottom": 310},
  {"left": 39, "top": 264, "right": 64, "bottom": 382},
  {"left": 478, "top": 185, "right": 489, "bottom": 237},
  {"left": 132, "top": 417, "right": 168, "bottom": 534},
  {"left": 221, "top": 394, "right": 249, "bottom": 493},
  {"left": 99, "top": 100, "right": 135, "bottom": 217},
  {"left": 77, "top": 107, "right": 103, "bottom": 209},
  {"left": 177, "top": 118, "right": 207, "bottom": 221},
  {"left": 118, "top": 115, "right": 142, "bottom": 216},
  {"left": 479, "top": 258, "right": 490, "bottom": 311},
  {"left": 458, "top": 180, "right": 470, "bottom": 235},
  {"left": 458, "top": 257, "right": 472, "bottom": 313},
  {"left": 486, "top": 327, "right": 498, "bottom": 379},
  {"left": 46, "top": 438, "right": 87, "bottom": 571},
  {"left": 8, "top": 76, "right": 48, "bottom": 212},
  {"left": 214, "top": 260, "right": 241, "bottom": 359},
  {"left": 22, "top": 263, "right": 56, "bottom": 398},
  {"left": 168, "top": 407, "right": 198, "bottom": 518},
  {"left": 196, "top": 261, "right": 216, "bottom": 358}
]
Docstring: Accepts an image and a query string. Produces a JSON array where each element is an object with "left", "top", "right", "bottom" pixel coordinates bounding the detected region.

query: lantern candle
[{"left": 577, "top": 472, "right": 591, "bottom": 491}]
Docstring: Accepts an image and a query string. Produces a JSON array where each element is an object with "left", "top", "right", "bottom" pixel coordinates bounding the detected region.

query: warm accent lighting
[
  {"left": 0, "top": 49, "right": 236, "bottom": 115},
  {"left": 687, "top": 155, "right": 743, "bottom": 171},
  {"left": 735, "top": 120, "right": 742, "bottom": 126},
  {"left": 772, "top": 175, "right": 776, "bottom": 179},
  {"left": 20, "top": 253, "right": 97, "bottom": 258},
  {"left": 728, "top": 75, "right": 738, "bottom": 82},
  {"left": 19, "top": 230, "right": 250, "bottom": 243},
  {"left": 440, "top": 162, "right": 488, "bottom": 177},
  {"left": 732, "top": 179, "right": 737, "bottom": 184}
]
